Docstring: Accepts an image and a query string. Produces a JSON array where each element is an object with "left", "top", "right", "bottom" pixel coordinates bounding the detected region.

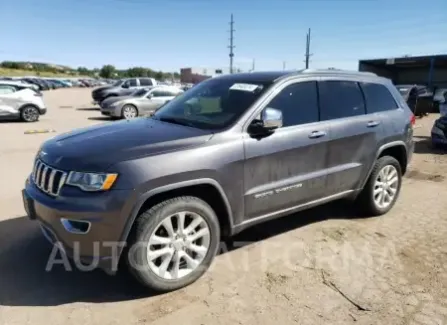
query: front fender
[{"left": 118, "top": 178, "right": 234, "bottom": 243}]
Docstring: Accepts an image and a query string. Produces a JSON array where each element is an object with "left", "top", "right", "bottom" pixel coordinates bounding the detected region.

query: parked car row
[
  {"left": 91, "top": 77, "right": 187, "bottom": 119},
  {"left": 0, "top": 76, "right": 112, "bottom": 92}
]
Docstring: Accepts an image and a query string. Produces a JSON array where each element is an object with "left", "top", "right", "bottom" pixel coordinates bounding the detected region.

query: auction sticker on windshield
[{"left": 230, "top": 83, "right": 260, "bottom": 92}]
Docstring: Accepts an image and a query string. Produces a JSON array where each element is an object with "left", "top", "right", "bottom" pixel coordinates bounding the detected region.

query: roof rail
[{"left": 299, "top": 68, "right": 377, "bottom": 76}]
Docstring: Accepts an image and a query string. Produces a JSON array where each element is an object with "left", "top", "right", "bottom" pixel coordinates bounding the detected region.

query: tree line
[{"left": 1, "top": 61, "right": 180, "bottom": 80}]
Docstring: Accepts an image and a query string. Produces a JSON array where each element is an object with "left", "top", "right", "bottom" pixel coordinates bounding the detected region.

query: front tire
[
  {"left": 126, "top": 196, "right": 220, "bottom": 292},
  {"left": 121, "top": 104, "right": 138, "bottom": 119},
  {"left": 20, "top": 105, "right": 40, "bottom": 122},
  {"left": 356, "top": 156, "right": 402, "bottom": 216}
]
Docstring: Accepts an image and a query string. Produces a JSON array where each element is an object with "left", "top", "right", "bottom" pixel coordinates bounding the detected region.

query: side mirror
[
  {"left": 261, "top": 107, "right": 283, "bottom": 129},
  {"left": 248, "top": 107, "right": 282, "bottom": 135},
  {"left": 122, "top": 83, "right": 129, "bottom": 89},
  {"left": 147, "top": 94, "right": 153, "bottom": 99}
]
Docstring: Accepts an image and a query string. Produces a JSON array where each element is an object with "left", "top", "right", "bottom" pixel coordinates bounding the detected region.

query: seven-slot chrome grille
[{"left": 32, "top": 159, "right": 67, "bottom": 196}]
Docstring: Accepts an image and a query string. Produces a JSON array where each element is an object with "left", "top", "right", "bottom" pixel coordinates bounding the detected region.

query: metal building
[
  {"left": 358, "top": 54, "right": 447, "bottom": 88},
  {"left": 180, "top": 67, "right": 243, "bottom": 84}
]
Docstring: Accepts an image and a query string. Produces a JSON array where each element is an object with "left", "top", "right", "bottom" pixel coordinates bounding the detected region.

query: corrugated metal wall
[
  {"left": 359, "top": 62, "right": 447, "bottom": 87},
  {"left": 396, "top": 68, "right": 447, "bottom": 87}
]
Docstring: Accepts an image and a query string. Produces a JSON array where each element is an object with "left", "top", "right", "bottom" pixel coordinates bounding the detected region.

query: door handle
[
  {"left": 367, "top": 121, "right": 381, "bottom": 127},
  {"left": 308, "top": 130, "right": 326, "bottom": 139}
]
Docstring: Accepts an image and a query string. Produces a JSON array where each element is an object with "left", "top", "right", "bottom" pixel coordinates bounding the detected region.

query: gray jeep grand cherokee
[{"left": 22, "top": 69, "right": 415, "bottom": 292}]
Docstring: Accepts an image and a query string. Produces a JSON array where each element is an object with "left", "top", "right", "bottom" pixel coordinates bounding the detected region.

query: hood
[
  {"left": 39, "top": 118, "right": 213, "bottom": 171},
  {"left": 93, "top": 85, "right": 113, "bottom": 93},
  {"left": 102, "top": 95, "right": 133, "bottom": 106}
]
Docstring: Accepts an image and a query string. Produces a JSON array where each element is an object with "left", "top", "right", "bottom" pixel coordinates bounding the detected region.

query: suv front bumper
[{"left": 22, "top": 177, "right": 136, "bottom": 274}]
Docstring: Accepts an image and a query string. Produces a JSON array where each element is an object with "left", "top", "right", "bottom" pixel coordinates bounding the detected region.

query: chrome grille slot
[{"left": 32, "top": 159, "right": 67, "bottom": 196}]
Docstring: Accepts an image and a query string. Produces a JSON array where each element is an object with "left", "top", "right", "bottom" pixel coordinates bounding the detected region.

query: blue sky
[{"left": 1, "top": 0, "right": 446, "bottom": 72}]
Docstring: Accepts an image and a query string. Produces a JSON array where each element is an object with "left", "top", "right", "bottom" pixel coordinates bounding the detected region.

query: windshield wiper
[{"left": 155, "top": 116, "right": 194, "bottom": 127}]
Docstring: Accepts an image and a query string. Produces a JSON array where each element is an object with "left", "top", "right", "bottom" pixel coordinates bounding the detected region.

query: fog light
[{"left": 61, "top": 218, "right": 91, "bottom": 234}]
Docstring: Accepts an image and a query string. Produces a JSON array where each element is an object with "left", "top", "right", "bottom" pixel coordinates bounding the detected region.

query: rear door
[
  {"left": 0, "top": 85, "right": 20, "bottom": 116},
  {"left": 319, "top": 79, "right": 383, "bottom": 195}
]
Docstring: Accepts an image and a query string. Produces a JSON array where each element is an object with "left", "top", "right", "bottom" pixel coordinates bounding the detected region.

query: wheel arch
[
  {"left": 376, "top": 142, "right": 408, "bottom": 175},
  {"left": 360, "top": 141, "right": 408, "bottom": 190},
  {"left": 18, "top": 103, "right": 40, "bottom": 112},
  {"left": 120, "top": 179, "right": 234, "bottom": 244}
]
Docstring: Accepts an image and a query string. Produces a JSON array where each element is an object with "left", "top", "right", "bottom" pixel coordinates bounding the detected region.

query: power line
[{"left": 228, "top": 14, "right": 235, "bottom": 74}]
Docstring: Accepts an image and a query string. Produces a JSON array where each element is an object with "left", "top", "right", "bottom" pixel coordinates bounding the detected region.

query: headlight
[
  {"left": 110, "top": 101, "right": 121, "bottom": 107},
  {"left": 66, "top": 172, "right": 118, "bottom": 191}
]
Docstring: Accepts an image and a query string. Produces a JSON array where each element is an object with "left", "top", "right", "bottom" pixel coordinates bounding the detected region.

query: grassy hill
[{"left": 0, "top": 67, "right": 87, "bottom": 78}]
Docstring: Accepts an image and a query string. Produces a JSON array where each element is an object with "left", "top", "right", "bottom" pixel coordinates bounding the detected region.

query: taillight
[{"left": 410, "top": 113, "right": 416, "bottom": 126}]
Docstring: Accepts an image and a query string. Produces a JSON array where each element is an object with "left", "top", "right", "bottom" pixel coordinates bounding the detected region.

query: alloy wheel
[
  {"left": 373, "top": 165, "right": 399, "bottom": 209},
  {"left": 147, "top": 211, "right": 211, "bottom": 280},
  {"left": 122, "top": 105, "right": 138, "bottom": 119},
  {"left": 22, "top": 106, "right": 39, "bottom": 122}
]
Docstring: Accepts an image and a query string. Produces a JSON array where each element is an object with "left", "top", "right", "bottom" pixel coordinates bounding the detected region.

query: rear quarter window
[{"left": 360, "top": 82, "right": 399, "bottom": 113}]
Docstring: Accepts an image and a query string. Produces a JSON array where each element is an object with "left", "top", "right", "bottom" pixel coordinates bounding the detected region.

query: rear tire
[
  {"left": 126, "top": 196, "right": 220, "bottom": 292},
  {"left": 356, "top": 156, "right": 402, "bottom": 216},
  {"left": 20, "top": 105, "right": 40, "bottom": 122}
]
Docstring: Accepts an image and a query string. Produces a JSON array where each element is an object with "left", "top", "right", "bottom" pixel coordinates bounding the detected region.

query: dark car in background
[
  {"left": 91, "top": 78, "right": 158, "bottom": 104},
  {"left": 21, "top": 78, "right": 46, "bottom": 91},
  {"left": 396, "top": 84, "right": 433, "bottom": 117}
]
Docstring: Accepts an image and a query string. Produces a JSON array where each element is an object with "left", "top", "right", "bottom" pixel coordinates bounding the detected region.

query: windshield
[
  {"left": 152, "top": 78, "right": 272, "bottom": 130},
  {"left": 112, "top": 80, "right": 122, "bottom": 87}
]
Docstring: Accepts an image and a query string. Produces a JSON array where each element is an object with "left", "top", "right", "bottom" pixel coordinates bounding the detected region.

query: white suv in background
[{"left": 0, "top": 81, "right": 47, "bottom": 122}]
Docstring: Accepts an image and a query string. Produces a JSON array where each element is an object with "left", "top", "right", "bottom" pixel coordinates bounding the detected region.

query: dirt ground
[{"left": 0, "top": 88, "right": 446, "bottom": 325}]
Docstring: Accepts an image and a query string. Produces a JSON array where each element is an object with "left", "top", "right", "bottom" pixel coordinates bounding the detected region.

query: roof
[
  {"left": 216, "top": 69, "right": 380, "bottom": 83},
  {"left": 360, "top": 54, "right": 447, "bottom": 69},
  {"left": 217, "top": 71, "right": 291, "bottom": 83}
]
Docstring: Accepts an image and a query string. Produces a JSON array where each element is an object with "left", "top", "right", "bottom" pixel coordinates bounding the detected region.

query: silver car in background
[{"left": 100, "top": 86, "right": 183, "bottom": 119}]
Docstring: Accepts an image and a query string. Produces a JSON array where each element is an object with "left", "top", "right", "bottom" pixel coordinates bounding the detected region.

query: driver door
[
  {"left": 243, "top": 80, "right": 332, "bottom": 220},
  {"left": 145, "top": 90, "right": 167, "bottom": 112}
]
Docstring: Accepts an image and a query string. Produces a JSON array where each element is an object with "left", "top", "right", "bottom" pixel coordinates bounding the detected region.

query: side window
[
  {"left": 140, "top": 78, "right": 153, "bottom": 86},
  {"left": 360, "top": 82, "right": 398, "bottom": 113},
  {"left": 129, "top": 79, "right": 137, "bottom": 87},
  {"left": 151, "top": 91, "right": 164, "bottom": 97},
  {"left": 0, "top": 85, "right": 16, "bottom": 94},
  {"left": 265, "top": 81, "right": 319, "bottom": 127},
  {"left": 318, "top": 80, "right": 366, "bottom": 120}
]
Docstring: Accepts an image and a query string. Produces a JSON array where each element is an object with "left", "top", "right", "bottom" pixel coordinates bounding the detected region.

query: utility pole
[
  {"left": 251, "top": 58, "right": 255, "bottom": 72},
  {"left": 283, "top": 61, "right": 286, "bottom": 70},
  {"left": 228, "top": 14, "right": 235, "bottom": 74},
  {"left": 305, "top": 28, "right": 313, "bottom": 69}
]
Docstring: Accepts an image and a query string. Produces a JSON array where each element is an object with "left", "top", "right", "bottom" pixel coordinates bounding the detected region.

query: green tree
[
  {"left": 127, "top": 67, "right": 148, "bottom": 77},
  {"left": 99, "top": 64, "right": 116, "bottom": 78},
  {"left": 1, "top": 61, "right": 21, "bottom": 69},
  {"left": 155, "top": 70, "right": 163, "bottom": 80},
  {"left": 77, "top": 66, "right": 90, "bottom": 75}
]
